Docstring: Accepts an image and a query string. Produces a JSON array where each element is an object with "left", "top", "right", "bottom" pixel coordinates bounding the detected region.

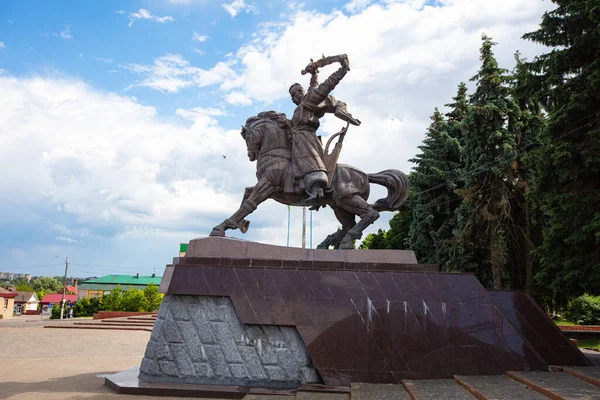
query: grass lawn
[
  {"left": 577, "top": 338, "right": 600, "bottom": 350},
  {"left": 554, "top": 319, "right": 579, "bottom": 326}
]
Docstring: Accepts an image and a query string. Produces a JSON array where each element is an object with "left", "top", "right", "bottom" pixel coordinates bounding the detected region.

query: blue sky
[{"left": 0, "top": 0, "right": 551, "bottom": 278}]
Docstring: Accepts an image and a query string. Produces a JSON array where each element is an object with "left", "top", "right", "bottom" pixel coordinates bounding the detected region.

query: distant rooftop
[
  {"left": 78, "top": 274, "right": 161, "bottom": 291},
  {"left": 65, "top": 285, "right": 78, "bottom": 293},
  {"left": 0, "top": 287, "right": 18, "bottom": 298},
  {"left": 15, "top": 292, "right": 38, "bottom": 303},
  {"left": 40, "top": 293, "right": 78, "bottom": 303}
]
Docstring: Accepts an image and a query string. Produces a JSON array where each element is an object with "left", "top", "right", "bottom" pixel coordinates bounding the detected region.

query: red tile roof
[
  {"left": 40, "top": 294, "right": 78, "bottom": 304},
  {"left": 65, "top": 285, "right": 78, "bottom": 293}
]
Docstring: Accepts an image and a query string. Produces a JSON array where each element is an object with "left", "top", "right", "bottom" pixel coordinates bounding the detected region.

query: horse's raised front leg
[
  {"left": 210, "top": 178, "right": 276, "bottom": 237},
  {"left": 317, "top": 206, "right": 356, "bottom": 249},
  {"left": 338, "top": 195, "right": 380, "bottom": 250}
]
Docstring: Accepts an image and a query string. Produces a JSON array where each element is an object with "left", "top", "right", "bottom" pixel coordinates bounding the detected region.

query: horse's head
[
  {"left": 241, "top": 111, "right": 290, "bottom": 162},
  {"left": 241, "top": 117, "right": 262, "bottom": 162}
]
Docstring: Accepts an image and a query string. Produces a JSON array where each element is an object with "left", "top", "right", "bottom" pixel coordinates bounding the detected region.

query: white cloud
[
  {"left": 56, "top": 236, "right": 80, "bottom": 244},
  {"left": 216, "top": 0, "right": 552, "bottom": 235},
  {"left": 57, "top": 27, "right": 73, "bottom": 39},
  {"left": 0, "top": 42, "right": 5, "bottom": 49},
  {"left": 122, "top": 53, "right": 237, "bottom": 93},
  {"left": 0, "top": 0, "right": 556, "bottom": 252},
  {"left": 345, "top": 0, "right": 372, "bottom": 13},
  {"left": 115, "top": 10, "right": 125, "bottom": 15},
  {"left": 90, "top": 56, "right": 114, "bottom": 64},
  {"left": 0, "top": 74, "right": 253, "bottom": 241},
  {"left": 192, "top": 47, "right": 205, "bottom": 56},
  {"left": 224, "top": 91, "right": 252, "bottom": 106},
  {"left": 222, "top": 0, "right": 258, "bottom": 18},
  {"left": 128, "top": 8, "right": 174, "bottom": 27},
  {"left": 192, "top": 31, "right": 209, "bottom": 42}
]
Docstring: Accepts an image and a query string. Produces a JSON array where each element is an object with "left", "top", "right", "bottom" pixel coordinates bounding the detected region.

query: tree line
[
  {"left": 0, "top": 276, "right": 72, "bottom": 304},
  {"left": 52, "top": 284, "right": 163, "bottom": 319},
  {"left": 361, "top": 0, "right": 599, "bottom": 306}
]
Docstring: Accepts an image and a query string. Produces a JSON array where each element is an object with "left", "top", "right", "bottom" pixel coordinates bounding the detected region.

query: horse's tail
[{"left": 367, "top": 169, "right": 410, "bottom": 212}]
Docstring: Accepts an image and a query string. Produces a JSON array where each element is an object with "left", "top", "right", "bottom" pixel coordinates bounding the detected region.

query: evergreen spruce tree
[
  {"left": 448, "top": 35, "right": 521, "bottom": 289},
  {"left": 408, "top": 102, "right": 462, "bottom": 265},
  {"left": 523, "top": 0, "right": 600, "bottom": 297},
  {"left": 507, "top": 52, "right": 545, "bottom": 294}
]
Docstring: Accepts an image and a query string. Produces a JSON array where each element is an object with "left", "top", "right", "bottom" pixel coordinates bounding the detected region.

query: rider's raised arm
[
  {"left": 309, "top": 70, "right": 319, "bottom": 90},
  {"left": 304, "top": 56, "right": 349, "bottom": 108}
]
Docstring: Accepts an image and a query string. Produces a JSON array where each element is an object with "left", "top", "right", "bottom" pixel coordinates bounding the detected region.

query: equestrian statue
[{"left": 210, "top": 54, "right": 410, "bottom": 249}]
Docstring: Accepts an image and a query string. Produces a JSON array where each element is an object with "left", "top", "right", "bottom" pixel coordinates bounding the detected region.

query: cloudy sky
[{"left": 0, "top": 0, "right": 551, "bottom": 278}]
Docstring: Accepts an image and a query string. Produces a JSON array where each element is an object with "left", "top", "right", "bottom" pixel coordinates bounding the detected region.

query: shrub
[
  {"left": 143, "top": 284, "right": 163, "bottom": 312},
  {"left": 50, "top": 304, "right": 62, "bottom": 319},
  {"left": 100, "top": 285, "right": 123, "bottom": 311},
  {"left": 121, "top": 287, "right": 147, "bottom": 312},
  {"left": 74, "top": 297, "right": 100, "bottom": 317},
  {"left": 567, "top": 295, "right": 600, "bottom": 325}
]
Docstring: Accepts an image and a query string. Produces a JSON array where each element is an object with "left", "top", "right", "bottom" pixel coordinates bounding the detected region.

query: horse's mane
[{"left": 241, "top": 111, "right": 290, "bottom": 141}]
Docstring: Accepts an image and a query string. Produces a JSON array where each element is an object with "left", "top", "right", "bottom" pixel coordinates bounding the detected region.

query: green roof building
[{"left": 78, "top": 273, "right": 162, "bottom": 299}]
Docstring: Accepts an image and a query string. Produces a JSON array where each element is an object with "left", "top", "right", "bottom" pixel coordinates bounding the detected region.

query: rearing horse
[{"left": 210, "top": 111, "right": 410, "bottom": 249}]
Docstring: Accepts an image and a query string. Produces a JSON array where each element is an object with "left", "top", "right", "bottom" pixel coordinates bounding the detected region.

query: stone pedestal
[
  {"left": 106, "top": 237, "right": 592, "bottom": 396},
  {"left": 139, "top": 295, "right": 321, "bottom": 388}
]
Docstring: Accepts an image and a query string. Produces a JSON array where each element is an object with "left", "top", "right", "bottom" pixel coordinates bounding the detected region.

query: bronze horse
[{"left": 210, "top": 111, "right": 410, "bottom": 249}]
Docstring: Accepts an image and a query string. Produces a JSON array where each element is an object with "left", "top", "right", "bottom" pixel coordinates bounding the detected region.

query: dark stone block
[{"left": 152, "top": 238, "right": 588, "bottom": 388}]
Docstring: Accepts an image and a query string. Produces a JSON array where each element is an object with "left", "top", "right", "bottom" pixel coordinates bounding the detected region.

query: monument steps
[
  {"left": 505, "top": 370, "right": 600, "bottom": 399},
  {"left": 44, "top": 316, "right": 156, "bottom": 331},
  {"left": 126, "top": 315, "right": 158, "bottom": 321},
  {"left": 73, "top": 321, "right": 154, "bottom": 327},
  {"left": 44, "top": 324, "right": 152, "bottom": 332}
]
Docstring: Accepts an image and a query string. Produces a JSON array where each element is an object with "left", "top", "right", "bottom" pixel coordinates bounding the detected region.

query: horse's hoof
[
  {"left": 239, "top": 219, "right": 250, "bottom": 234},
  {"left": 209, "top": 227, "right": 226, "bottom": 237},
  {"left": 339, "top": 240, "right": 354, "bottom": 250}
]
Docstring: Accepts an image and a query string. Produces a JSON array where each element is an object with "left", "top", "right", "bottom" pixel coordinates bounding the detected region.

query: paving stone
[
  {"left": 351, "top": 382, "right": 362, "bottom": 400},
  {"left": 402, "top": 379, "right": 475, "bottom": 399},
  {"left": 295, "top": 391, "right": 348, "bottom": 400},
  {"left": 355, "top": 383, "right": 410, "bottom": 400},
  {"left": 454, "top": 375, "right": 550, "bottom": 400},
  {"left": 508, "top": 371, "right": 600, "bottom": 400},
  {"left": 560, "top": 366, "right": 600, "bottom": 387}
]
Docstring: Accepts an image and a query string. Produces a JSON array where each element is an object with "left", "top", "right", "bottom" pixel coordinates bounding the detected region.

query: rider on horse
[{"left": 288, "top": 54, "right": 362, "bottom": 204}]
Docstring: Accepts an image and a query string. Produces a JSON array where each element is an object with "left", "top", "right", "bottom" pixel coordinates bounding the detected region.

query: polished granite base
[{"left": 106, "top": 237, "right": 591, "bottom": 396}]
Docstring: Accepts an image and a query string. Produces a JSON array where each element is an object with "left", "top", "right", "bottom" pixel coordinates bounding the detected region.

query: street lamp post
[{"left": 56, "top": 256, "right": 68, "bottom": 320}]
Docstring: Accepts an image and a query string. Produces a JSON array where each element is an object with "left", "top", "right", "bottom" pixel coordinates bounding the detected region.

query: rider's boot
[
  {"left": 303, "top": 171, "right": 328, "bottom": 205},
  {"left": 305, "top": 183, "right": 325, "bottom": 204}
]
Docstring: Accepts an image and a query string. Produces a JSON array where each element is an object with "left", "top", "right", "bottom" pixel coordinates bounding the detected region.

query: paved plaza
[
  {"left": 1, "top": 317, "right": 598, "bottom": 399},
  {"left": 0, "top": 319, "right": 187, "bottom": 400}
]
